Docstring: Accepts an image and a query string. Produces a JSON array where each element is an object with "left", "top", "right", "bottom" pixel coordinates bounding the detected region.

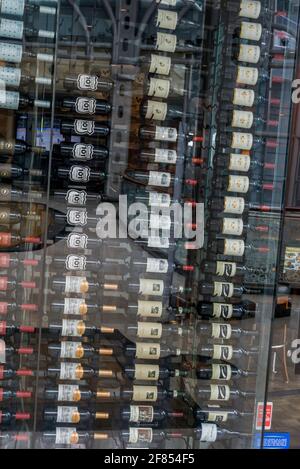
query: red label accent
[
  {"left": 19, "top": 326, "right": 35, "bottom": 333},
  {"left": 0, "top": 277, "right": 8, "bottom": 291},
  {"left": 16, "top": 391, "right": 32, "bottom": 399},
  {"left": 20, "top": 281, "right": 36, "bottom": 289},
  {"left": 0, "top": 365, "right": 3, "bottom": 379},
  {"left": 0, "top": 232, "right": 11, "bottom": 247},
  {"left": 264, "top": 163, "right": 276, "bottom": 170},
  {"left": 258, "top": 247, "right": 270, "bottom": 253},
  {"left": 256, "top": 226, "right": 269, "bottom": 233},
  {"left": 193, "top": 136, "right": 204, "bottom": 142},
  {"left": 185, "top": 179, "right": 197, "bottom": 186},
  {"left": 256, "top": 402, "right": 273, "bottom": 430},
  {"left": 272, "top": 76, "right": 284, "bottom": 84},
  {"left": 14, "top": 434, "right": 29, "bottom": 442},
  {"left": 0, "top": 254, "right": 10, "bottom": 268},
  {"left": 23, "top": 259, "right": 39, "bottom": 266},
  {"left": 183, "top": 265, "right": 194, "bottom": 272},
  {"left": 267, "top": 120, "right": 278, "bottom": 127},
  {"left": 24, "top": 236, "right": 41, "bottom": 244},
  {"left": 21, "top": 304, "right": 38, "bottom": 311},
  {"left": 0, "top": 302, "right": 8, "bottom": 315},
  {"left": 15, "top": 413, "right": 30, "bottom": 420},
  {"left": 263, "top": 184, "right": 274, "bottom": 191},
  {"left": 0, "top": 411, "right": 2, "bottom": 423},
  {"left": 0, "top": 321, "right": 6, "bottom": 335},
  {"left": 17, "top": 347, "right": 34, "bottom": 355},
  {"left": 0, "top": 388, "right": 3, "bottom": 402},
  {"left": 266, "top": 140, "right": 278, "bottom": 149},
  {"left": 260, "top": 205, "right": 271, "bottom": 212},
  {"left": 16, "top": 369, "right": 33, "bottom": 377}
]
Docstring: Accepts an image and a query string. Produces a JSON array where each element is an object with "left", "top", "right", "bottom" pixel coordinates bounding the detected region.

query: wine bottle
[
  {"left": 56, "top": 165, "right": 106, "bottom": 184},
  {"left": 0, "top": 388, "right": 32, "bottom": 401},
  {"left": 198, "top": 344, "right": 257, "bottom": 361},
  {"left": 60, "top": 97, "right": 111, "bottom": 116},
  {"left": 213, "top": 153, "right": 275, "bottom": 173},
  {"left": 212, "top": 175, "right": 274, "bottom": 194},
  {"left": 0, "top": 253, "right": 38, "bottom": 268},
  {"left": 197, "top": 300, "right": 256, "bottom": 320},
  {"left": 43, "top": 407, "right": 109, "bottom": 425},
  {"left": 208, "top": 238, "right": 269, "bottom": 257},
  {"left": 140, "top": 100, "right": 194, "bottom": 121},
  {"left": 196, "top": 363, "right": 254, "bottom": 380},
  {"left": 0, "top": 138, "right": 46, "bottom": 156},
  {"left": 0, "top": 163, "right": 43, "bottom": 179},
  {"left": 193, "top": 423, "right": 250, "bottom": 442},
  {"left": 197, "top": 322, "right": 258, "bottom": 339},
  {"left": 226, "top": 0, "right": 269, "bottom": 20},
  {"left": 0, "top": 184, "right": 43, "bottom": 202},
  {"left": 0, "top": 410, "right": 30, "bottom": 425},
  {"left": 121, "top": 405, "right": 183, "bottom": 423},
  {"left": 0, "top": 18, "right": 55, "bottom": 40},
  {"left": 0, "top": 321, "right": 35, "bottom": 336},
  {"left": 47, "top": 342, "right": 114, "bottom": 360},
  {"left": 0, "top": 91, "right": 51, "bottom": 111},
  {"left": 47, "top": 321, "right": 114, "bottom": 338},
  {"left": 229, "top": 42, "right": 267, "bottom": 66},
  {"left": 220, "top": 87, "right": 269, "bottom": 107},
  {"left": 0, "top": 344, "right": 34, "bottom": 359},
  {"left": 207, "top": 217, "right": 269, "bottom": 237},
  {"left": 196, "top": 384, "right": 255, "bottom": 401},
  {"left": 208, "top": 196, "right": 273, "bottom": 215},
  {"left": 0, "top": 65, "right": 52, "bottom": 88},
  {"left": 201, "top": 259, "right": 257, "bottom": 278},
  {"left": 195, "top": 406, "right": 253, "bottom": 423},
  {"left": 125, "top": 342, "right": 186, "bottom": 360},
  {"left": 54, "top": 141, "right": 108, "bottom": 161},
  {"left": 46, "top": 363, "right": 114, "bottom": 380},
  {"left": 124, "top": 364, "right": 187, "bottom": 381},
  {"left": 0, "top": 231, "right": 41, "bottom": 248},
  {"left": 218, "top": 131, "right": 278, "bottom": 152},
  {"left": 125, "top": 169, "right": 197, "bottom": 188},
  {"left": 44, "top": 385, "right": 108, "bottom": 402},
  {"left": 233, "top": 21, "right": 264, "bottom": 42},
  {"left": 0, "top": 301, "right": 38, "bottom": 316},
  {"left": 0, "top": 365, "right": 33, "bottom": 379},
  {"left": 0, "top": 0, "right": 56, "bottom": 16},
  {"left": 200, "top": 280, "right": 254, "bottom": 298},
  {"left": 63, "top": 74, "right": 113, "bottom": 92},
  {"left": 218, "top": 110, "right": 277, "bottom": 130},
  {"left": 0, "top": 275, "right": 36, "bottom": 291},
  {"left": 0, "top": 206, "right": 40, "bottom": 225},
  {"left": 139, "top": 147, "right": 181, "bottom": 165},
  {"left": 60, "top": 119, "right": 110, "bottom": 137},
  {"left": 140, "top": 31, "right": 200, "bottom": 53},
  {"left": 0, "top": 42, "right": 54, "bottom": 64}
]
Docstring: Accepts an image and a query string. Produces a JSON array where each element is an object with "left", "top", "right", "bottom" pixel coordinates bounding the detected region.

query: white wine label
[
  {"left": 209, "top": 384, "right": 230, "bottom": 401},
  {"left": 0, "top": 339, "right": 5, "bottom": 363},
  {"left": 231, "top": 132, "right": 253, "bottom": 150},
  {"left": 65, "top": 275, "right": 87, "bottom": 293},
  {"left": 238, "top": 44, "right": 261, "bottom": 64},
  {"left": 65, "top": 190, "right": 87, "bottom": 206},
  {"left": 239, "top": 1, "right": 261, "bottom": 19},
  {"left": 136, "top": 342, "right": 161, "bottom": 360},
  {"left": 145, "top": 100, "right": 168, "bottom": 121},
  {"left": 222, "top": 218, "right": 244, "bottom": 236},
  {"left": 36, "top": 53, "right": 54, "bottom": 63},
  {"left": 156, "top": 0, "right": 177, "bottom": 5},
  {"left": 0, "top": 19, "right": 23, "bottom": 39},
  {"left": 236, "top": 66, "right": 258, "bottom": 85},
  {"left": 154, "top": 126, "right": 177, "bottom": 142},
  {"left": 59, "top": 362, "right": 79, "bottom": 380},
  {"left": 211, "top": 364, "right": 232, "bottom": 381},
  {"left": 74, "top": 119, "right": 95, "bottom": 135},
  {"left": 66, "top": 208, "right": 88, "bottom": 226},
  {"left": 233, "top": 88, "right": 255, "bottom": 107},
  {"left": 212, "top": 303, "right": 233, "bottom": 319},
  {"left": 0, "top": 66, "right": 21, "bottom": 87},
  {"left": 75, "top": 97, "right": 97, "bottom": 115},
  {"left": 55, "top": 427, "right": 78, "bottom": 445},
  {"left": 132, "top": 385, "right": 158, "bottom": 402},
  {"left": 211, "top": 323, "right": 232, "bottom": 340},
  {"left": 0, "top": 0, "right": 25, "bottom": 16},
  {"left": 62, "top": 319, "right": 84, "bottom": 337},
  {"left": 137, "top": 322, "right": 163, "bottom": 339},
  {"left": 231, "top": 110, "right": 253, "bottom": 129},
  {"left": 149, "top": 214, "right": 171, "bottom": 230},
  {"left": 134, "top": 364, "right": 160, "bottom": 380},
  {"left": 60, "top": 341, "right": 82, "bottom": 359},
  {"left": 129, "top": 427, "right": 153, "bottom": 444},
  {"left": 148, "top": 192, "right": 171, "bottom": 207},
  {"left": 216, "top": 261, "right": 237, "bottom": 277},
  {"left": 146, "top": 258, "right": 168, "bottom": 273},
  {"left": 213, "top": 282, "right": 234, "bottom": 298},
  {"left": 154, "top": 148, "right": 177, "bottom": 164},
  {"left": 200, "top": 423, "right": 218, "bottom": 442},
  {"left": 224, "top": 239, "right": 245, "bottom": 256},
  {"left": 1, "top": 91, "right": 20, "bottom": 110},
  {"left": 227, "top": 175, "right": 250, "bottom": 193},
  {"left": 65, "top": 255, "right": 87, "bottom": 271},
  {"left": 156, "top": 9, "right": 178, "bottom": 30},
  {"left": 149, "top": 54, "right": 171, "bottom": 75},
  {"left": 129, "top": 405, "right": 154, "bottom": 423},
  {"left": 137, "top": 300, "right": 163, "bottom": 318},
  {"left": 229, "top": 153, "right": 251, "bottom": 172},
  {"left": 57, "top": 384, "right": 80, "bottom": 402},
  {"left": 207, "top": 411, "right": 228, "bottom": 423},
  {"left": 148, "top": 78, "right": 171, "bottom": 99},
  {"left": 77, "top": 74, "right": 98, "bottom": 91},
  {"left": 147, "top": 236, "right": 170, "bottom": 248},
  {"left": 66, "top": 233, "right": 88, "bottom": 249},
  {"left": 224, "top": 196, "right": 245, "bottom": 214},
  {"left": 139, "top": 279, "right": 164, "bottom": 296},
  {"left": 155, "top": 32, "right": 177, "bottom": 53},
  {"left": 69, "top": 165, "right": 91, "bottom": 183},
  {"left": 57, "top": 406, "right": 79, "bottom": 423},
  {"left": 240, "top": 22, "right": 262, "bottom": 41},
  {"left": 213, "top": 345, "right": 233, "bottom": 361},
  {"left": 63, "top": 298, "right": 86, "bottom": 316},
  {"left": 148, "top": 171, "right": 171, "bottom": 187},
  {"left": 72, "top": 143, "right": 94, "bottom": 160},
  {"left": 0, "top": 42, "right": 22, "bottom": 63}
]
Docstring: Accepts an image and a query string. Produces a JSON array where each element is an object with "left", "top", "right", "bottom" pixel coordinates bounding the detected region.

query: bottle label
[
  {"left": 236, "top": 66, "right": 258, "bottom": 85},
  {"left": 134, "top": 364, "right": 160, "bottom": 380},
  {"left": 62, "top": 319, "right": 85, "bottom": 337},
  {"left": 148, "top": 77, "right": 170, "bottom": 99},
  {"left": 222, "top": 218, "right": 244, "bottom": 236},
  {"left": 59, "top": 362, "right": 80, "bottom": 380},
  {"left": 211, "top": 364, "right": 232, "bottom": 381},
  {"left": 77, "top": 74, "right": 98, "bottom": 91},
  {"left": 65, "top": 255, "right": 87, "bottom": 271},
  {"left": 213, "top": 282, "right": 234, "bottom": 298},
  {"left": 146, "top": 258, "right": 168, "bottom": 273},
  {"left": 216, "top": 261, "right": 237, "bottom": 277},
  {"left": 240, "top": 21, "right": 262, "bottom": 41},
  {"left": 209, "top": 384, "right": 230, "bottom": 401},
  {"left": 147, "top": 236, "right": 170, "bottom": 248},
  {"left": 148, "top": 192, "right": 171, "bottom": 207},
  {"left": 0, "top": 66, "right": 21, "bottom": 87},
  {"left": 0, "top": 254, "right": 9, "bottom": 268},
  {"left": 156, "top": 9, "right": 178, "bottom": 30},
  {"left": 0, "top": 0, "right": 25, "bottom": 16},
  {"left": 137, "top": 300, "right": 163, "bottom": 318},
  {"left": 200, "top": 423, "right": 218, "bottom": 442},
  {"left": 66, "top": 190, "right": 87, "bottom": 206},
  {"left": 0, "top": 302, "right": 8, "bottom": 315},
  {"left": 148, "top": 171, "right": 171, "bottom": 187},
  {"left": 139, "top": 279, "right": 164, "bottom": 296},
  {"left": 154, "top": 148, "right": 177, "bottom": 164},
  {"left": 231, "top": 132, "right": 253, "bottom": 150},
  {"left": 227, "top": 175, "right": 250, "bottom": 193},
  {"left": 229, "top": 154, "right": 251, "bottom": 172},
  {"left": 0, "top": 18, "right": 23, "bottom": 39},
  {"left": 0, "top": 321, "right": 6, "bottom": 335},
  {"left": 224, "top": 239, "right": 245, "bottom": 256},
  {"left": 55, "top": 427, "right": 78, "bottom": 445},
  {"left": 149, "top": 214, "right": 171, "bottom": 230},
  {"left": 137, "top": 321, "right": 162, "bottom": 339},
  {"left": 69, "top": 165, "right": 91, "bottom": 183},
  {"left": 238, "top": 44, "right": 261, "bottom": 64},
  {"left": 211, "top": 323, "right": 232, "bottom": 340},
  {"left": 0, "top": 277, "right": 8, "bottom": 291},
  {"left": 129, "top": 428, "right": 153, "bottom": 444},
  {"left": 57, "top": 384, "right": 81, "bottom": 402},
  {"left": 0, "top": 339, "right": 5, "bottom": 363},
  {"left": 212, "top": 303, "right": 233, "bottom": 319},
  {"left": 231, "top": 110, "right": 253, "bottom": 129},
  {"left": 207, "top": 410, "right": 228, "bottom": 423},
  {"left": 66, "top": 208, "right": 88, "bottom": 227},
  {"left": 212, "top": 345, "right": 233, "bottom": 360},
  {"left": 136, "top": 342, "right": 161, "bottom": 360},
  {"left": 75, "top": 97, "right": 97, "bottom": 115},
  {"left": 65, "top": 276, "right": 88, "bottom": 293},
  {"left": 0, "top": 91, "right": 20, "bottom": 110},
  {"left": 149, "top": 54, "right": 171, "bottom": 75},
  {"left": 156, "top": 0, "right": 177, "bottom": 5},
  {"left": 60, "top": 341, "right": 83, "bottom": 359},
  {"left": 132, "top": 385, "right": 158, "bottom": 402},
  {"left": 74, "top": 120, "right": 95, "bottom": 135},
  {"left": 0, "top": 43, "right": 22, "bottom": 63},
  {"left": 129, "top": 405, "right": 154, "bottom": 423},
  {"left": 57, "top": 406, "right": 80, "bottom": 423},
  {"left": 63, "top": 298, "right": 87, "bottom": 316},
  {"left": 233, "top": 88, "right": 255, "bottom": 107},
  {"left": 72, "top": 143, "right": 94, "bottom": 160},
  {"left": 154, "top": 126, "right": 177, "bottom": 142},
  {"left": 155, "top": 32, "right": 177, "bottom": 53},
  {"left": 239, "top": 1, "right": 261, "bottom": 19},
  {"left": 66, "top": 233, "right": 88, "bottom": 249},
  {"left": 224, "top": 196, "right": 245, "bottom": 214},
  {"left": 145, "top": 100, "right": 168, "bottom": 121}
]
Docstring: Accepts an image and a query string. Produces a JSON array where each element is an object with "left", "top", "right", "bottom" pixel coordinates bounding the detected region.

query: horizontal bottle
[
  {"left": 0, "top": 184, "right": 43, "bottom": 202},
  {"left": 46, "top": 363, "right": 114, "bottom": 380},
  {"left": 52, "top": 189, "right": 102, "bottom": 207},
  {"left": 208, "top": 196, "right": 273, "bottom": 215},
  {"left": 125, "top": 342, "right": 186, "bottom": 360},
  {"left": 197, "top": 321, "right": 258, "bottom": 339},
  {"left": 196, "top": 383, "right": 255, "bottom": 401},
  {"left": 226, "top": 1, "right": 269, "bottom": 19},
  {"left": 0, "top": 0, "right": 56, "bottom": 16},
  {"left": 54, "top": 141, "right": 108, "bottom": 162},
  {"left": 0, "top": 206, "right": 40, "bottom": 225},
  {"left": 60, "top": 97, "right": 111, "bottom": 116},
  {"left": 212, "top": 175, "right": 274, "bottom": 194},
  {"left": 214, "top": 153, "right": 275, "bottom": 173},
  {"left": 60, "top": 119, "right": 110, "bottom": 137},
  {"left": 0, "top": 275, "right": 36, "bottom": 291},
  {"left": 219, "top": 131, "right": 278, "bottom": 152},
  {"left": 0, "top": 138, "right": 46, "bottom": 156},
  {"left": 208, "top": 238, "right": 269, "bottom": 257},
  {"left": 0, "top": 42, "right": 54, "bottom": 64},
  {"left": 0, "top": 91, "right": 50, "bottom": 111},
  {"left": 46, "top": 320, "right": 113, "bottom": 338},
  {"left": 0, "top": 321, "right": 35, "bottom": 336},
  {"left": 0, "top": 365, "right": 34, "bottom": 379},
  {"left": 121, "top": 405, "right": 183, "bottom": 423},
  {"left": 220, "top": 87, "right": 268, "bottom": 107},
  {"left": 139, "top": 147, "right": 182, "bottom": 165},
  {"left": 0, "top": 231, "right": 41, "bottom": 248},
  {"left": 140, "top": 31, "right": 201, "bottom": 53},
  {"left": 0, "top": 410, "right": 30, "bottom": 426},
  {"left": 196, "top": 363, "right": 254, "bottom": 380},
  {"left": 197, "top": 300, "right": 256, "bottom": 320},
  {"left": 200, "top": 280, "right": 255, "bottom": 298},
  {"left": 0, "top": 301, "right": 38, "bottom": 316},
  {"left": 207, "top": 217, "right": 269, "bottom": 237},
  {"left": 201, "top": 260, "right": 258, "bottom": 278},
  {"left": 0, "top": 253, "right": 39, "bottom": 268},
  {"left": 0, "top": 18, "right": 55, "bottom": 40},
  {"left": 0, "top": 388, "right": 32, "bottom": 401},
  {"left": 43, "top": 407, "right": 110, "bottom": 425},
  {"left": 56, "top": 165, "right": 106, "bottom": 184},
  {"left": 63, "top": 74, "right": 113, "bottom": 92},
  {"left": 0, "top": 163, "right": 43, "bottom": 180},
  {"left": 197, "top": 344, "right": 257, "bottom": 361},
  {"left": 47, "top": 342, "right": 114, "bottom": 360},
  {"left": 218, "top": 110, "right": 277, "bottom": 130},
  {"left": 141, "top": 99, "right": 192, "bottom": 121},
  {"left": 195, "top": 406, "right": 253, "bottom": 423},
  {"left": 124, "top": 364, "right": 187, "bottom": 381},
  {"left": 0, "top": 343, "right": 34, "bottom": 358},
  {"left": 125, "top": 169, "right": 197, "bottom": 188}
]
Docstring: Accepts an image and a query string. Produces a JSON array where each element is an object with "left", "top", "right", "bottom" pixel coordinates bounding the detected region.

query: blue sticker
[{"left": 254, "top": 433, "right": 290, "bottom": 449}]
